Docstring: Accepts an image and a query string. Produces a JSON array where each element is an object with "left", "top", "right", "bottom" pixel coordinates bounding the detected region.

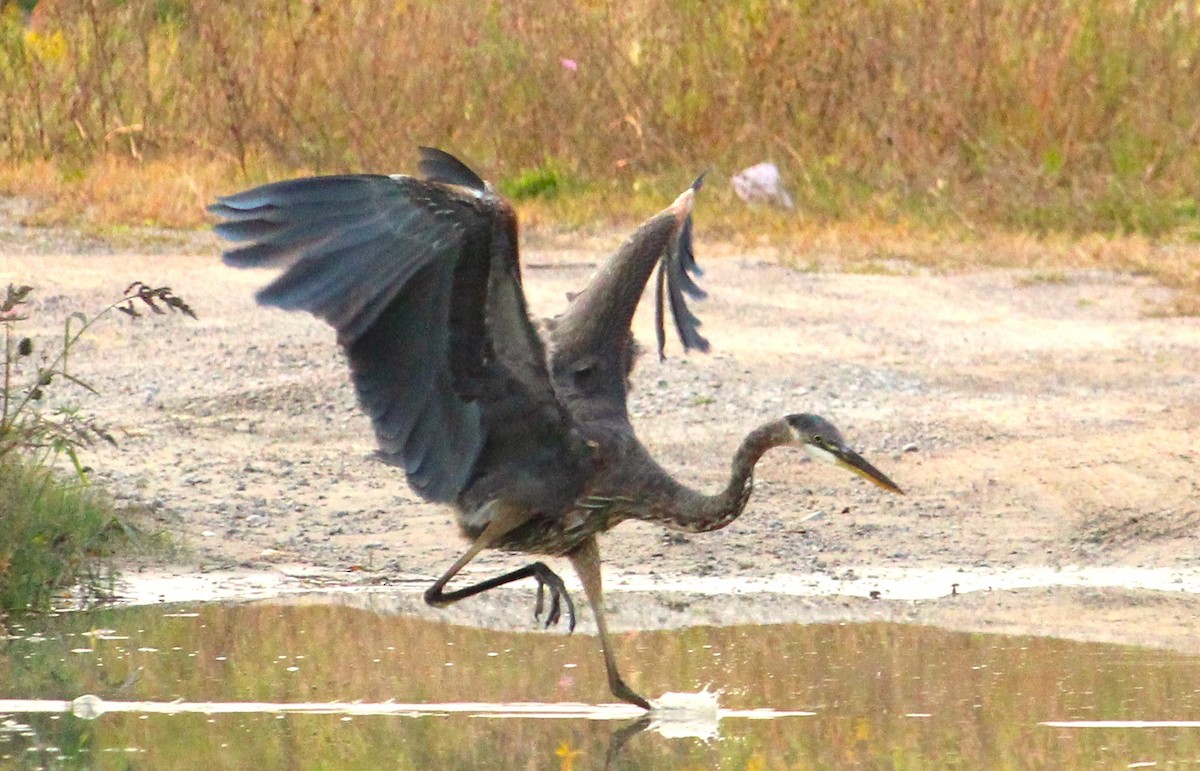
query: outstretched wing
[
  {"left": 210, "top": 149, "right": 571, "bottom": 504},
  {"left": 653, "top": 190, "right": 709, "bottom": 359},
  {"left": 548, "top": 176, "right": 708, "bottom": 428}
]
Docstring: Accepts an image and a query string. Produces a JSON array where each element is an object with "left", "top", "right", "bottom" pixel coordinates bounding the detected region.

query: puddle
[
  {"left": 113, "top": 563, "right": 1200, "bottom": 606},
  {"left": 3, "top": 599, "right": 1200, "bottom": 768},
  {"left": 607, "top": 565, "right": 1200, "bottom": 600}
]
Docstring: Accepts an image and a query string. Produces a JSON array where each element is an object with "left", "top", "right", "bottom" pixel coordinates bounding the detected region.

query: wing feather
[
  {"left": 417, "top": 146, "right": 488, "bottom": 191},
  {"left": 212, "top": 172, "right": 484, "bottom": 502},
  {"left": 212, "top": 153, "right": 586, "bottom": 505},
  {"left": 549, "top": 178, "right": 708, "bottom": 425},
  {"left": 662, "top": 228, "right": 710, "bottom": 354}
]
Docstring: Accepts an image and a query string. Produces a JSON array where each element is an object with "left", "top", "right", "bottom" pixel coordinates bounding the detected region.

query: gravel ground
[{"left": 3, "top": 201, "right": 1200, "bottom": 654}]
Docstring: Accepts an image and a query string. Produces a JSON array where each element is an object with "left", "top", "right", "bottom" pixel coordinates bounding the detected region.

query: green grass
[
  {"left": 499, "top": 159, "right": 573, "bottom": 201},
  {"left": 0, "top": 457, "right": 132, "bottom": 611}
]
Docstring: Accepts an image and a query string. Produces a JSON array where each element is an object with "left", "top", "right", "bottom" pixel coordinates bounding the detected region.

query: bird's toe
[{"left": 530, "top": 566, "right": 576, "bottom": 631}]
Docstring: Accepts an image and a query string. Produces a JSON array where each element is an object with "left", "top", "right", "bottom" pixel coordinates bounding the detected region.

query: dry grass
[
  {"left": 1, "top": 154, "right": 1198, "bottom": 312},
  {"left": 0, "top": 0, "right": 1198, "bottom": 308},
  {"left": 519, "top": 184, "right": 1200, "bottom": 310},
  {"left": 3, "top": 0, "right": 1199, "bottom": 223},
  {"left": 0, "top": 155, "right": 234, "bottom": 228}
]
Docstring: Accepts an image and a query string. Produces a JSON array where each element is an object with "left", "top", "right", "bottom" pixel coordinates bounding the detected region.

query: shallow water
[{"left": 2, "top": 597, "right": 1199, "bottom": 769}]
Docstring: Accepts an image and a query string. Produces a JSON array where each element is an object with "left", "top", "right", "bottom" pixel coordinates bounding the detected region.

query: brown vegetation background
[{"left": 1, "top": 0, "right": 1199, "bottom": 244}]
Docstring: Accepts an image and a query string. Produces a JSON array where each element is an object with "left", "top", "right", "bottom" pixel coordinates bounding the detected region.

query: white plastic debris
[{"left": 731, "top": 162, "right": 794, "bottom": 209}]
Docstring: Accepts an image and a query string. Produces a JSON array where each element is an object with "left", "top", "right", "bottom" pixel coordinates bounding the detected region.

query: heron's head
[{"left": 785, "top": 414, "right": 903, "bottom": 494}]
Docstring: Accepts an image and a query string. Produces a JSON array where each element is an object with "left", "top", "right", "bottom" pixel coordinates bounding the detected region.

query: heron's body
[
  {"left": 464, "top": 432, "right": 739, "bottom": 555},
  {"left": 212, "top": 148, "right": 902, "bottom": 709}
]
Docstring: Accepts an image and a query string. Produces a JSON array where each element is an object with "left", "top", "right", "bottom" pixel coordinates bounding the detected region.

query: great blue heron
[{"left": 211, "top": 147, "right": 902, "bottom": 710}]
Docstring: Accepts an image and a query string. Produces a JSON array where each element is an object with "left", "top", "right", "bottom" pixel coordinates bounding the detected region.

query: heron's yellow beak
[{"left": 833, "top": 447, "right": 904, "bottom": 494}]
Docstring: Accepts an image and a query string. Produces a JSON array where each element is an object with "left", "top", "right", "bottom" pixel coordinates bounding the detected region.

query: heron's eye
[{"left": 811, "top": 434, "right": 823, "bottom": 445}]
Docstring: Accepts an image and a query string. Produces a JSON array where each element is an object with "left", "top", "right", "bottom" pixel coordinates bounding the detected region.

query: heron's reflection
[{"left": 605, "top": 714, "right": 653, "bottom": 769}]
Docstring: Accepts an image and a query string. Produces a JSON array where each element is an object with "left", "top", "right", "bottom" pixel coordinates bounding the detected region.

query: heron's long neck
[{"left": 659, "top": 419, "right": 792, "bottom": 533}]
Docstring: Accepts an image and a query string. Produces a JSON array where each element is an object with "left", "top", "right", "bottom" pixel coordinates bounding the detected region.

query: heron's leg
[
  {"left": 568, "top": 537, "right": 652, "bottom": 711},
  {"left": 424, "top": 502, "right": 576, "bottom": 630}
]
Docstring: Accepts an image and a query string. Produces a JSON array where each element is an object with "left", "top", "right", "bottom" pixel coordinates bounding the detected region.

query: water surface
[{"left": 2, "top": 597, "right": 1198, "bottom": 769}]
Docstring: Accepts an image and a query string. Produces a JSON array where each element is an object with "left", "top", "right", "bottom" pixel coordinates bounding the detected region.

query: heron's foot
[
  {"left": 610, "top": 675, "right": 652, "bottom": 711},
  {"left": 531, "top": 562, "right": 576, "bottom": 632}
]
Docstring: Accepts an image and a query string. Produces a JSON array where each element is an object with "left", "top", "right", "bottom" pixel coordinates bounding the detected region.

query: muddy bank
[{"left": 3, "top": 235, "right": 1198, "bottom": 652}]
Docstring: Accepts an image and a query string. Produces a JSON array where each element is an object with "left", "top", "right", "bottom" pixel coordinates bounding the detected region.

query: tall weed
[{"left": 0, "top": 281, "right": 194, "bottom": 611}]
